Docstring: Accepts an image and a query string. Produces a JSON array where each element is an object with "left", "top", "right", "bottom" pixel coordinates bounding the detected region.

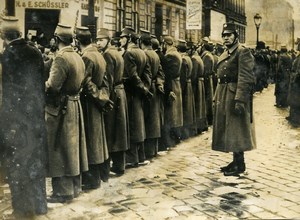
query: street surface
[{"left": 1, "top": 84, "right": 300, "bottom": 219}]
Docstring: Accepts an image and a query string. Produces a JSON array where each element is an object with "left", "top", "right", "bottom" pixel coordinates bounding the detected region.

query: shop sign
[
  {"left": 81, "top": 0, "right": 100, "bottom": 17},
  {"left": 186, "top": 0, "right": 202, "bottom": 30},
  {"left": 15, "top": 0, "right": 69, "bottom": 9}
]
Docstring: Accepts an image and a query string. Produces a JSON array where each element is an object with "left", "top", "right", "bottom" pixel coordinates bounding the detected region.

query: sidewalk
[{"left": 2, "top": 84, "right": 300, "bottom": 220}]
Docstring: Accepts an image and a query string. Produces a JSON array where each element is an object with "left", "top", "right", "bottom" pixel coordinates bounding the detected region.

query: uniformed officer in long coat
[
  {"left": 0, "top": 16, "right": 48, "bottom": 217},
  {"left": 97, "top": 28, "right": 130, "bottom": 175},
  {"left": 178, "top": 39, "right": 195, "bottom": 139},
  {"left": 198, "top": 38, "right": 215, "bottom": 126},
  {"left": 45, "top": 24, "right": 88, "bottom": 203},
  {"left": 76, "top": 26, "right": 112, "bottom": 189},
  {"left": 212, "top": 23, "right": 256, "bottom": 176},
  {"left": 120, "top": 27, "right": 152, "bottom": 167},
  {"left": 140, "top": 30, "right": 165, "bottom": 159},
  {"left": 160, "top": 35, "right": 183, "bottom": 149},
  {"left": 188, "top": 42, "right": 208, "bottom": 134}
]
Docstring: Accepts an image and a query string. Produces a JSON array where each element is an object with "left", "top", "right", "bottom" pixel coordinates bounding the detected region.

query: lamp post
[{"left": 254, "top": 13, "right": 262, "bottom": 46}]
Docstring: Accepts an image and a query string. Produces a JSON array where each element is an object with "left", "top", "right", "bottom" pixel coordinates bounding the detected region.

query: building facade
[
  {"left": 245, "top": 0, "right": 294, "bottom": 49},
  {"left": 0, "top": 0, "right": 248, "bottom": 48}
]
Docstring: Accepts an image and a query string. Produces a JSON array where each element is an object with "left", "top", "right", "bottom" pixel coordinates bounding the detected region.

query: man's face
[
  {"left": 222, "top": 32, "right": 235, "bottom": 47},
  {"left": 119, "top": 36, "right": 127, "bottom": 48},
  {"left": 96, "top": 38, "right": 109, "bottom": 50}
]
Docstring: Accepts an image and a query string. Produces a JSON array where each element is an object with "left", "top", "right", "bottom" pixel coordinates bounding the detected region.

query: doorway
[{"left": 155, "top": 4, "right": 163, "bottom": 41}]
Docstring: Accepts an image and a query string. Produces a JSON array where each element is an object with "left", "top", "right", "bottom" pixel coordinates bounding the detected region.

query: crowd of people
[{"left": 0, "top": 15, "right": 297, "bottom": 219}]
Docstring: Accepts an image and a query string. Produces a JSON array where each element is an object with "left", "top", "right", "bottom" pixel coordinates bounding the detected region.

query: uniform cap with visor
[
  {"left": 222, "top": 23, "right": 238, "bottom": 35},
  {"left": 54, "top": 23, "right": 73, "bottom": 42},
  {"left": 0, "top": 16, "right": 20, "bottom": 33},
  {"left": 97, "top": 28, "right": 110, "bottom": 39},
  {"left": 162, "top": 35, "right": 174, "bottom": 45},
  {"left": 120, "top": 27, "right": 135, "bottom": 37},
  {"left": 75, "top": 26, "right": 91, "bottom": 39}
]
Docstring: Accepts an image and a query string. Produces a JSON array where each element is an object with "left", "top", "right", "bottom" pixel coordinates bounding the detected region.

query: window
[
  {"left": 166, "top": 6, "right": 171, "bottom": 35},
  {"left": 145, "top": 1, "right": 151, "bottom": 31},
  {"left": 174, "top": 9, "right": 180, "bottom": 39},
  {"left": 117, "top": 0, "right": 125, "bottom": 31},
  {"left": 132, "top": 0, "right": 139, "bottom": 31}
]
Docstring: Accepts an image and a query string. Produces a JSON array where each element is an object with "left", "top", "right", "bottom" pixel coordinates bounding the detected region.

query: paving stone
[{"left": 173, "top": 205, "right": 194, "bottom": 212}]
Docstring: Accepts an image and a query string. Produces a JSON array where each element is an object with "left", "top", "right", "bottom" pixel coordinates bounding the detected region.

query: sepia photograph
[{"left": 0, "top": 0, "right": 299, "bottom": 219}]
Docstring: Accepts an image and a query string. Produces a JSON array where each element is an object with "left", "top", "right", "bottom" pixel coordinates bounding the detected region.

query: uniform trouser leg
[
  {"left": 127, "top": 142, "right": 144, "bottom": 164},
  {"left": 9, "top": 177, "right": 47, "bottom": 216},
  {"left": 99, "top": 159, "right": 110, "bottom": 182},
  {"left": 145, "top": 138, "right": 158, "bottom": 159},
  {"left": 82, "top": 164, "right": 101, "bottom": 188},
  {"left": 52, "top": 175, "right": 81, "bottom": 197},
  {"left": 111, "top": 151, "right": 125, "bottom": 172}
]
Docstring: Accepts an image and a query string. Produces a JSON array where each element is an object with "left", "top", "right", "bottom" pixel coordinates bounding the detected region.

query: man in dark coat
[
  {"left": 160, "top": 35, "right": 183, "bottom": 149},
  {"left": 178, "top": 39, "right": 195, "bottom": 139},
  {"left": 0, "top": 17, "right": 48, "bottom": 217},
  {"left": 197, "top": 37, "right": 215, "bottom": 126},
  {"left": 76, "top": 27, "right": 113, "bottom": 189},
  {"left": 275, "top": 45, "right": 293, "bottom": 108},
  {"left": 120, "top": 27, "right": 152, "bottom": 167},
  {"left": 212, "top": 23, "right": 256, "bottom": 176},
  {"left": 287, "top": 39, "right": 300, "bottom": 127},
  {"left": 45, "top": 24, "right": 88, "bottom": 203},
  {"left": 140, "top": 30, "right": 165, "bottom": 159},
  {"left": 97, "top": 28, "right": 130, "bottom": 175}
]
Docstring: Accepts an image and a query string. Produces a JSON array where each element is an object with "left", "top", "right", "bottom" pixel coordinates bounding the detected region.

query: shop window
[{"left": 117, "top": 0, "right": 125, "bottom": 31}]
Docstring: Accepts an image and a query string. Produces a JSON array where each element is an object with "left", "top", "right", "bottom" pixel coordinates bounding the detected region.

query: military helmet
[{"left": 222, "top": 22, "right": 239, "bottom": 35}]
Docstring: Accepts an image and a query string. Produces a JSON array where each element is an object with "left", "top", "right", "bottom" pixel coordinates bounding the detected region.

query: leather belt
[
  {"left": 67, "top": 94, "right": 80, "bottom": 101},
  {"left": 218, "top": 77, "right": 237, "bottom": 84}
]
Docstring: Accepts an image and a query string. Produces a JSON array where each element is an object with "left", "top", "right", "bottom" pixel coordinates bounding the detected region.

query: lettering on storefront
[
  {"left": 15, "top": 1, "right": 69, "bottom": 9},
  {"left": 81, "top": 0, "right": 100, "bottom": 16}
]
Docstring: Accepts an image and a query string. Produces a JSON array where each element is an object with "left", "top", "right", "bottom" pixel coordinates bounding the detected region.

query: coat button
[{"left": 224, "top": 67, "right": 227, "bottom": 70}]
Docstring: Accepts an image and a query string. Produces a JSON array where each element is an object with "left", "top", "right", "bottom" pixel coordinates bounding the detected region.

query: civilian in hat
[
  {"left": 120, "top": 27, "right": 152, "bottom": 167},
  {"left": 212, "top": 22, "right": 256, "bottom": 176},
  {"left": 140, "top": 29, "right": 165, "bottom": 159},
  {"left": 177, "top": 39, "right": 195, "bottom": 139},
  {"left": 159, "top": 35, "right": 183, "bottom": 150},
  {"left": 0, "top": 16, "right": 48, "bottom": 217},
  {"left": 96, "top": 28, "right": 129, "bottom": 175},
  {"left": 45, "top": 23, "right": 88, "bottom": 203},
  {"left": 287, "top": 38, "right": 300, "bottom": 127},
  {"left": 275, "top": 45, "right": 293, "bottom": 108},
  {"left": 197, "top": 36, "right": 215, "bottom": 126},
  {"left": 188, "top": 41, "right": 207, "bottom": 134},
  {"left": 76, "top": 26, "right": 113, "bottom": 188}
]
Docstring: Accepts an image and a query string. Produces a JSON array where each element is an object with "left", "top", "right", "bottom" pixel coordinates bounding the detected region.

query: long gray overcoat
[
  {"left": 180, "top": 53, "right": 195, "bottom": 126},
  {"left": 81, "top": 45, "right": 109, "bottom": 164},
  {"left": 163, "top": 47, "right": 183, "bottom": 128},
  {"left": 45, "top": 46, "right": 88, "bottom": 177},
  {"left": 123, "top": 43, "right": 152, "bottom": 143},
  {"left": 191, "top": 53, "right": 207, "bottom": 129},
  {"left": 143, "top": 48, "right": 165, "bottom": 139},
  {"left": 212, "top": 43, "right": 256, "bottom": 152},
  {"left": 103, "top": 46, "right": 130, "bottom": 152}
]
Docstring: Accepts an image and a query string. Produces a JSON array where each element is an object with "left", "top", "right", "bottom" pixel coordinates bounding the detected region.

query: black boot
[
  {"left": 223, "top": 152, "right": 246, "bottom": 176},
  {"left": 220, "top": 154, "right": 236, "bottom": 172}
]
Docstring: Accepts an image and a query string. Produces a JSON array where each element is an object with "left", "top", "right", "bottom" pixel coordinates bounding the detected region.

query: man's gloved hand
[
  {"left": 234, "top": 101, "right": 246, "bottom": 115},
  {"left": 168, "top": 91, "right": 176, "bottom": 102},
  {"left": 143, "top": 87, "right": 153, "bottom": 100},
  {"left": 102, "top": 99, "right": 114, "bottom": 113},
  {"left": 157, "top": 85, "right": 165, "bottom": 94}
]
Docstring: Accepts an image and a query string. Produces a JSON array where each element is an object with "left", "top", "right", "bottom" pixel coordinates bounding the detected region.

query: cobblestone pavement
[{"left": 1, "top": 84, "right": 300, "bottom": 220}]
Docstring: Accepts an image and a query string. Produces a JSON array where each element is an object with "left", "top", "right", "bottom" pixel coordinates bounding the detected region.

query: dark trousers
[
  {"left": 9, "top": 177, "right": 47, "bottom": 217},
  {"left": 144, "top": 138, "right": 158, "bottom": 159},
  {"left": 82, "top": 161, "right": 110, "bottom": 187},
  {"left": 159, "top": 125, "right": 181, "bottom": 151},
  {"left": 126, "top": 142, "right": 145, "bottom": 164},
  {"left": 110, "top": 151, "right": 126, "bottom": 172},
  {"left": 52, "top": 175, "right": 81, "bottom": 198}
]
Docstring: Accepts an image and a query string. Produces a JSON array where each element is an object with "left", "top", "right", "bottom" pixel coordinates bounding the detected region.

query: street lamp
[{"left": 254, "top": 13, "right": 262, "bottom": 46}]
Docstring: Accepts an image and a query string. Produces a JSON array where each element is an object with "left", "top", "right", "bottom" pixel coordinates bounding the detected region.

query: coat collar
[
  {"left": 166, "top": 46, "right": 177, "bottom": 55},
  {"left": 217, "top": 42, "right": 240, "bottom": 65},
  {"left": 82, "top": 44, "right": 97, "bottom": 54},
  {"left": 59, "top": 45, "right": 74, "bottom": 53}
]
